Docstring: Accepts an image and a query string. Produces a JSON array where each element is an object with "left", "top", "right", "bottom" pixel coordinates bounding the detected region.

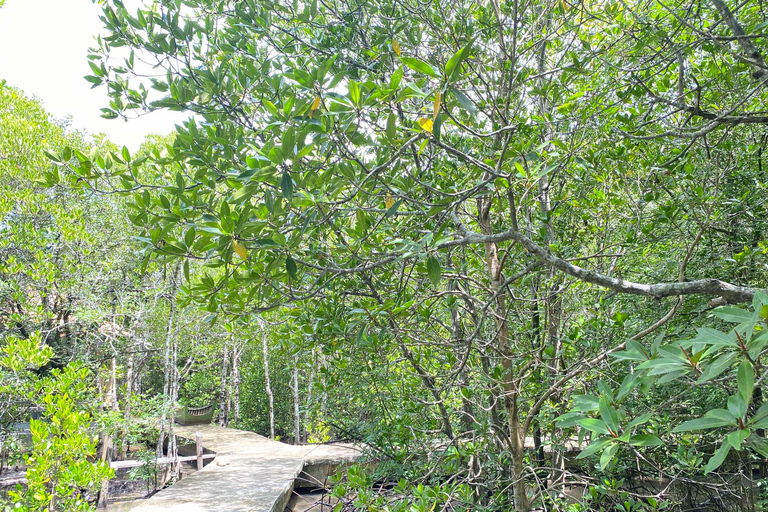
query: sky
[{"left": 0, "top": 0, "right": 187, "bottom": 149}]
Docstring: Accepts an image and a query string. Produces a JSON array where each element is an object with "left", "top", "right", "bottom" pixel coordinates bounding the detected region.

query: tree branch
[
  {"left": 443, "top": 213, "right": 760, "bottom": 303},
  {"left": 709, "top": 0, "right": 768, "bottom": 80}
]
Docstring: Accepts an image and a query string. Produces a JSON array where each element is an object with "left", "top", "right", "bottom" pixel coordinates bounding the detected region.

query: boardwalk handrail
[{"left": 109, "top": 453, "right": 215, "bottom": 469}]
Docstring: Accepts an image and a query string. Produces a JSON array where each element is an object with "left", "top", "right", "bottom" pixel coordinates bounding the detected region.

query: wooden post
[
  {"left": 196, "top": 432, "right": 203, "bottom": 471},
  {"left": 97, "top": 479, "right": 109, "bottom": 508}
]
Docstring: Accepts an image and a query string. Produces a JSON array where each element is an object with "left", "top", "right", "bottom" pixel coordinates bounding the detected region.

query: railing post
[{"left": 196, "top": 432, "right": 203, "bottom": 471}]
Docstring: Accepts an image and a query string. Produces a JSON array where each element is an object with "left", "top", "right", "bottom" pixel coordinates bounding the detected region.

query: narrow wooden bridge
[{"left": 129, "top": 424, "right": 362, "bottom": 512}]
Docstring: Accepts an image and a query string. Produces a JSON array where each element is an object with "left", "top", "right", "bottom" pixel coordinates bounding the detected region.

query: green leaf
[
  {"left": 554, "top": 412, "right": 583, "bottom": 428},
  {"left": 697, "top": 352, "right": 738, "bottom": 383},
  {"left": 572, "top": 394, "right": 600, "bottom": 413},
  {"left": 386, "top": 114, "right": 397, "bottom": 140},
  {"left": 575, "top": 436, "right": 613, "bottom": 459},
  {"left": 268, "top": 146, "right": 285, "bottom": 165},
  {"left": 286, "top": 255, "right": 298, "bottom": 279},
  {"left": 599, "top": 397, "right": 620, "bottom": 434},
  {"left": 737, "top": 359, "right": 754, "bottom": 403},
  {"left": 426, "top": 256, "right": 441, "bottom": 286},
  {"left": 746, "top": 434, "right": 768, "bottom": 456},
  {"left": 232, "top": 184, "right": 259, "bottom": 203},
  {"left": 707, "top": 408, "right": 740, "bottom": 424},
  {"left": 694, "top": 327, "right": 738, "bottom": 347},
  {"left": 727, "top": 429, "right": 750, "bottom": 450},
  {"left": 450, "top": 87, "right": 477, "bottom": 114},
  {"left": 433, "top": 113, "right": 443, "bottom": 141},
  {"left": 712, "top": 306, "right": 752, "bottom": 324},
  {"left": 616, "top": 372, "right": 641, "bottom": 401},
  {"left": 400, "top": 57, "right": 440, "bottom": 78},
  {"left": 282, "top": 126, "right": 296, "bottom": 156},
  {"left": 356, "top": 209, "right": 367, "bottom": 231},
  {"left": 445, "top": 43, "right": 472, "bottom": 82},
  {"left": 600, "top": 443, "right": 619, "bottom": 470},
  {"left": 577, "top": 418, "right": 610, "bottom": 435},
  {"left": 673, "top": 413, "right": 736, "bottom": 432},
  {"left": 349, "top": 80, "right": 361, "bottom": 105},
  {"left": 611, "top": 339, "right": 648, "bottom": 362},
  {"left": 704, "top": 442, "right": 731, "bottom": 474},
  {"left": 281, "top": 172, "right": 294, "bottom": 199},
  {"left": 184, "top": 227, "right": 196, "bottom": 248},
  {"left": 727, "top": 394, "right": 747, "bottom": 420},
  {"left": 628, "top": 434, "right": 663, "bottom": 447},
  {"left": 100, "top": 108, "right": 118, "bottom": 119},
  {"left": 385, "top": 199, "right": 402, "bottom": 217},
  {"left": 44, "top": 150, "right": 61, "bottom": 163},
  {"left": 626, "top": 413, "right": 653, "bottom": 430}
]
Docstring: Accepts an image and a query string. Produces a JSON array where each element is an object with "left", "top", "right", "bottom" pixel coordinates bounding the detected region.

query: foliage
[
  {"left": 0, "top": 335, "right": 112, "bottom": 511},
  {"left": 0, "top": 0, "right": 767, "bottom": 509},
  {"left": 48, "top": 0, "right": 768, "bottom": 507},
  {"left": 127, "top": 448, "right": 159, "bottom": 494},
  {"left": 559, "top": 294, "right": 768, "bottom": 476}
]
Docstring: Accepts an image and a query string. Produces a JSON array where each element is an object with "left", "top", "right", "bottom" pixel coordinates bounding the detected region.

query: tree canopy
[{"left": 3, "top": 0, "right": 768, "bottom": 510}]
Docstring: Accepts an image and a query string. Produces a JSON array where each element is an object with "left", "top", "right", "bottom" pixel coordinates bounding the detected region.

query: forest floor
[{"left": 284, "top": 490, "right": 339, "bottom": 512}]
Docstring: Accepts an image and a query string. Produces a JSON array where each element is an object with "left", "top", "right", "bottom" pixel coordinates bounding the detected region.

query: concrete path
[{"left": 129, "top": 425, "right": 362, "bottom": 512}]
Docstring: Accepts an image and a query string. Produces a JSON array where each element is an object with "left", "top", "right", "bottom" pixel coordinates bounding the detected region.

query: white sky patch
[{"left": 0, "top": 0, "right": 187, "bottom": 149}]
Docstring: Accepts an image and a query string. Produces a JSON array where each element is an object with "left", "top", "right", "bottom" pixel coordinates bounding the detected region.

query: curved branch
[{"left": 443, "top": 214, "right": 760, "bottom": 303}]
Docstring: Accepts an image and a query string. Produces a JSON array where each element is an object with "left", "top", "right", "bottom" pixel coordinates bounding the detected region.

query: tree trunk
[
  {"left": 305, "top": 349, "right": 316, "bottom": 443},
  {"left": 232, "top": 345, "right": 241, "bottom": 425},
  {"left": 476, "top": 196, "right": 529, "bottom": 512},
  {"left": 292, "top": 354, "right": 300, "bottom": 445},
  {"left": 262, "top": 324, "right": 275, "bottom": 439},
  {"left": 226, "top": 351, "right": 232, "bottom": 424},
  {"left": 168, "top": 317, "right": 180, "bottom": 477},
  {"left": 449, "top": 267, "right": 475, "bottom": 435},
  {"left": 120, "top": 353, "right": 134, "bottom": 459},
  {"left": 157, "top": 263, "right": 180, "bottom": 458},
  {"left": 97, "top": 358, "right": 119, "bottom": 508},
  {"left": 218, "top": 345, "right": 229, "bottom": 427}
]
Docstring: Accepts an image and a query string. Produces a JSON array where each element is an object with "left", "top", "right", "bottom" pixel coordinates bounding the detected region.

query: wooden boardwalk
[{"left": 128, "top": 425, "right": 361, "bottom": 512}]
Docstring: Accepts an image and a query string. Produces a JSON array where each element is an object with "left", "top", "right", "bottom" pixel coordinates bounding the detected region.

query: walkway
[{"left": 129, "top": 424, "right": 362, "bottom": 512}]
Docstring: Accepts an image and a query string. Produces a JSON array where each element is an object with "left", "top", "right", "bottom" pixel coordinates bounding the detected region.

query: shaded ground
[{"left": 284, "top": 490, "right": 339, "bottom": 512}]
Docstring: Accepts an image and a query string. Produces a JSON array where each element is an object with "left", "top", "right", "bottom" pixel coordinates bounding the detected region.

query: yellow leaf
[
  {"left": 392, "top": 39, "right": 401, "bottom": 57},
  {"left": 309, "top": 96, "right": 321, "bottom": 119},
  {"left": 417, "top": 117, "right": 433, "bottom": 133},
  {"left": 232, "top": 239, "right": 247, "bottom": 260},
  {"left": 433, "top": 92, "right": 441, "bottom": 121},
  {"left": 385, "top": 196, "right": 395, "bottom": 209}
]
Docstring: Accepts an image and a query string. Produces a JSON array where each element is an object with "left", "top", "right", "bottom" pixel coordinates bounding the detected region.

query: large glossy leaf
[
  {"left": 628, "top": 434, "right": 663, "bottom": 447},
  {"left": 281, "top": 172, "right": 293, "bottom": 199},
  {"left": 445, "top": 44, "right": 472, "bottom": 82},
  {"left": 577, "top": 418, "right": 610, "bottom": 435},
  {"left": 426, "top": 256, "right": 441, "bottom": 286},
  {"left": 704, "top": 442, "right": 731, "bottom": 474},
  {"left": 712, "top": 306, "right": 753, "bottom": 324},
  {"left": 400, "top": 57, "right": 440, "bottom": 78},
  {"left": 673, "top": 410, "right": 736, "bottom": 432}
]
